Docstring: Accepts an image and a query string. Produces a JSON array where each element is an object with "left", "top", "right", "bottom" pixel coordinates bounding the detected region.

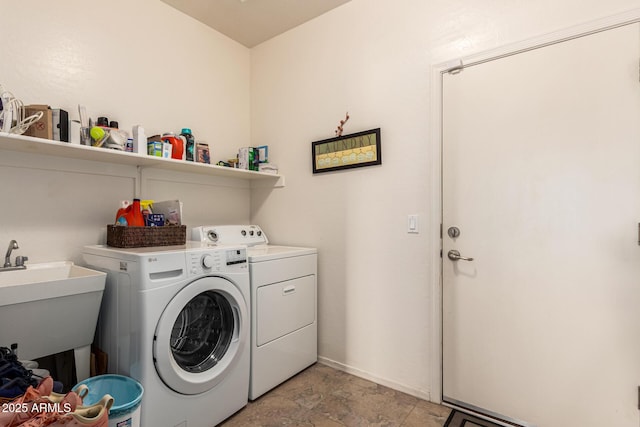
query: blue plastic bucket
[{"left": 75, "top": 374, "right": 144, "bottom": 427}]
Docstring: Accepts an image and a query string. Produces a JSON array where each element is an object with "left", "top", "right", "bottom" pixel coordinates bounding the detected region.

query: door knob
[{"left": 447, "top": 250, "right": 474, "bottom": 261}]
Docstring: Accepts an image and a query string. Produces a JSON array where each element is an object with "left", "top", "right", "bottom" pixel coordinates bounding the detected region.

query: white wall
[
  {"left": 250, "top": 0, "right": 640, "bottom": 399},
  {"left": 0, "top": 0, "right": 252, "bottom": 264}
]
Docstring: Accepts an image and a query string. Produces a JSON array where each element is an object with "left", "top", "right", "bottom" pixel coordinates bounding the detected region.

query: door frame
[{"left": 428, "top": 7, "right": 640, "bottom": 409}]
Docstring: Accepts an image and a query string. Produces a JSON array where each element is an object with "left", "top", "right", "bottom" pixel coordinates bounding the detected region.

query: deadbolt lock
[{"left": 447, "top": 226, "right": 461, "bottom": 238}]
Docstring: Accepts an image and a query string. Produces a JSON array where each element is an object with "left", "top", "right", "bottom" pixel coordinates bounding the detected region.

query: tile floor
[{"left": 221, "top": 363, "right": 452, "bottom": 427}]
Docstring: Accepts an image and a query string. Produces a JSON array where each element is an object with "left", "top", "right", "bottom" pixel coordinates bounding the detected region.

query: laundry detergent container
[{"left": 75, "top": 374, "right": 144, "bottom": 427}]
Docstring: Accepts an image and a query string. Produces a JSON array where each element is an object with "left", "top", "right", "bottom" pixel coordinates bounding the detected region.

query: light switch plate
[{"left": 408, "top": 214, "right": 419, "bottom": 233}]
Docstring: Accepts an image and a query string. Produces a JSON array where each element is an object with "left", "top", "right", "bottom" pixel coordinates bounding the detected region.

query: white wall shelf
[{"left": 0, "top": 132, "right": 284, "bottom": 186}]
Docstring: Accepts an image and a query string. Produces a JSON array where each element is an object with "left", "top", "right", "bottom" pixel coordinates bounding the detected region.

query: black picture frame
[{"left": 312, "top": 128, "right": 381, "bottom": 174}]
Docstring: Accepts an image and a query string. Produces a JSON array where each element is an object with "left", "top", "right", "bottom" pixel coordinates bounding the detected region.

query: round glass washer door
[{"left": 154, "top": 276, "right": 248, "bottom": 395}]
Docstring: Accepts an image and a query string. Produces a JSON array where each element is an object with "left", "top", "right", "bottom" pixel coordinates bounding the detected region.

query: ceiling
[{"left": 160, "top": 0, "right": 352, "bottom": 48}]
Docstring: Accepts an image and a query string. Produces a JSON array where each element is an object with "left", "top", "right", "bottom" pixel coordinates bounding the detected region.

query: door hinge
[
  {"left": 445, "top": 59, "right": 464, "bottom": 75},
  {"left": 637, "top": 385, "right": 640, "bottom": 410}
]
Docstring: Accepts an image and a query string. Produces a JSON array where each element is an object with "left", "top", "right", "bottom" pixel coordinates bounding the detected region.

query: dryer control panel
[
  {"left": 192, "top": 225, "right": 268, "bottom": 247},
  {"left": 187, "top": 247, "right": 247, "bottom": 276}
]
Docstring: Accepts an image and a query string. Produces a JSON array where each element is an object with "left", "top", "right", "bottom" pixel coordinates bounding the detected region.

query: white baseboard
[{"left": 317, "top": 356, "right": 431, "bottom": 402}]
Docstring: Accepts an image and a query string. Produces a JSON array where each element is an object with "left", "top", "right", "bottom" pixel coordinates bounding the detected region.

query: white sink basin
[
  {"left": 0, "top": 261, "right": 105, "bottom": 305},
  {"left": 0, "top": 261, "right": 106, "bottom": 371}
]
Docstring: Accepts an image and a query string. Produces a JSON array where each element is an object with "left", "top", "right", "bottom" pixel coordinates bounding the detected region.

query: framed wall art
[{"left": 312, "top": 128, "right": 381, "bottom": 174}]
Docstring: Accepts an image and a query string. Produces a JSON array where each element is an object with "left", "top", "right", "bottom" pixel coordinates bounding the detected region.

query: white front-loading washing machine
[
  {"left": 191, "top": 225, "right": 317, "bottom": 400},
  {"left": 83, "top": 242, "right": 250, "bottom": 427}
]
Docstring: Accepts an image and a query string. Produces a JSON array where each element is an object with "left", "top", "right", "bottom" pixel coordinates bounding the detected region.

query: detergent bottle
[
  {"left": 162, "top": 133, "right": 184, "bottom": 160},
  {"left": 126, "top": 198, "right": 145, "bottom": 227},
  {"left": 180, "top": 128, "right": 195, "bottom": 161},
  {"left": 115, "top": 200, "right": 131, "bottom": 225}
]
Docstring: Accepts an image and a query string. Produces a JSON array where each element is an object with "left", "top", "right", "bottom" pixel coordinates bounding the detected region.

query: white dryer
[
  {"left": 83, "top": 243, "right": 250, "bottom": 427},
  {"left": 192, "top": 225, "right": 317, "bottom": 400}
]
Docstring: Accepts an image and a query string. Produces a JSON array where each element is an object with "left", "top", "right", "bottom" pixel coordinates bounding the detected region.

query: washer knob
[
  {"left": 257, "top": 230, "right": 262, "bottom": 236},
  {"left": 241, "top": 230, "right": 247, "bottom": 236},
  {"left": 202, "top": 254, "right": 214, "bottom": 269}
]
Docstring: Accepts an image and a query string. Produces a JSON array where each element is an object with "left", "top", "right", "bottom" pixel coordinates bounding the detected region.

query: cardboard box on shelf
[
  {"left": 196, "top": 142, "right": 210, "bottom": 164},
  {"left": 24, "top": 104, "right": 53, "bottom": 140},
  {"left": 238, "top": 146, "right": 259, "bottom": 171},
  {"left": 257, "top": 145, "right": 268, "bottom": 163},
  {"left": 148, "top": 141, "right": 163, "bottom": 156},
  {"left": 52, "top": 109, "right": 69, "bottom": 142}
]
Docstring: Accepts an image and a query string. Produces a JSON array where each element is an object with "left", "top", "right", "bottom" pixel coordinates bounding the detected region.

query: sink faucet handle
[{"left": 15, "top": 256, "right": 28, "bottom": 267}]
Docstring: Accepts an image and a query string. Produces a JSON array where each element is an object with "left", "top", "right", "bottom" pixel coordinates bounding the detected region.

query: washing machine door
[{"left": 153, "top": 276, "right": 247, "bottom": 395}]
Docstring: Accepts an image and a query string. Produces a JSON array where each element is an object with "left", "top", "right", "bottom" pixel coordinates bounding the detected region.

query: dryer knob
[
  {"left": 241, "top": 230, "right": 247, "bottom": 236},
  {"left": 202, "top": 254, "right": 214, "bottom": 269}
]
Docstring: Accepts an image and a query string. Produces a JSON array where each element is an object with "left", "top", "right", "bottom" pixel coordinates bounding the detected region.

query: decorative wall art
[{"left": 312, "top": 128, "right": 381, "bottom": 174}]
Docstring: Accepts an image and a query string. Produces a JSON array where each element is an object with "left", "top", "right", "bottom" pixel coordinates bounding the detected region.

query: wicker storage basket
[{"left": 107, "top": 225, "right": 186, "bottom": 248}]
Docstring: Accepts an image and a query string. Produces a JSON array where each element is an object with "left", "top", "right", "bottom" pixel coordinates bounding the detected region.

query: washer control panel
[
  {"left": 192, "top": 225, "right": 268, "bottom": 246},
  {"left": 187, "top": 247, "right": 247, "bottom": 276}
]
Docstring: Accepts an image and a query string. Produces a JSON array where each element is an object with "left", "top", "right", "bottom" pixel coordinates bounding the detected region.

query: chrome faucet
[
  {"left": 4, "top": 240, "right": 18, "bottom": 268},
  {"left": 2, "top": 240, "right": 27, "bottom": 271}
]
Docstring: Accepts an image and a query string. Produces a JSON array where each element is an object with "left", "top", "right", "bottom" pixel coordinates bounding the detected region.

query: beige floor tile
[
  {"left": 305, "top": 372, "right": 417, "bottom": 427},
  {"left": 219, "top": 364, "right": 450, "bottom": 427},
  {"left": 222, "top": 394, "right": 310, "bottom": 426},
  {"left": 401, "top": 400, "right": 452, "bottom": 427}
]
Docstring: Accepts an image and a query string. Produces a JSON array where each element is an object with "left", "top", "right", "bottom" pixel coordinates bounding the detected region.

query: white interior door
[{"left": 442, "top": 23, "right": 640, "bottom": 427}]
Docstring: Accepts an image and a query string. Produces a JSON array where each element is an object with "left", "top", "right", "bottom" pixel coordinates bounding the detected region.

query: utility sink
[{"left": 0, "top": 261, "right": 106, "bottom": 381}]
